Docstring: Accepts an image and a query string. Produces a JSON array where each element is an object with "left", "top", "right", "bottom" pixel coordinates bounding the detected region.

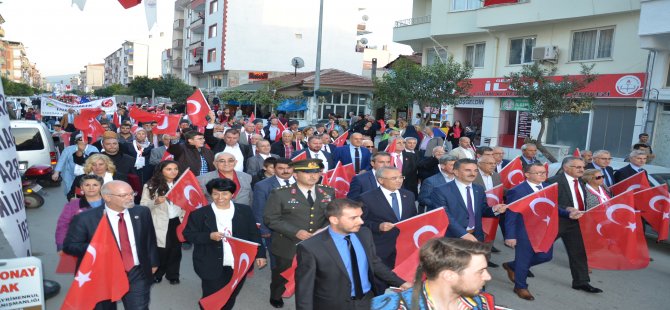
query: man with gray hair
[
  {"left": 198, "top": 151, "right": 253, "bottom": 205},
  {"left": 419, "top": 125, "right": 444, "bottom": 158},
  {"left": 474, "top": 155, "right": 501, "bottom": 191},
  {"left": 449, "top": 136, "right": 476, "bottom": 160},
  {"left": 613, "top": 150, "right": 648, "bottom": 183},
  {"left": 418, "top": 154, "right": 458, "bottom": 210},
  {"left": 520, "top": 143, "right": 539, "bottom": 169},
  {"left": 586, "top": 150, "right": 614, "bottom": 187},
  {"left": 404, "top": 137, "right": 418, "bottom": 154}
]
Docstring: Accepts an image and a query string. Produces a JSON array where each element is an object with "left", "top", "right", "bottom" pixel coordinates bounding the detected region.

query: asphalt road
[{"left": 26, "top": 184, "right": 670, "bottom": 310}]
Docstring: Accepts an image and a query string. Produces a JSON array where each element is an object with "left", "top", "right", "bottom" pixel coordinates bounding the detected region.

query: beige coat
[{"left": 140, "top": 184, "right": 185, "bottom": 248}]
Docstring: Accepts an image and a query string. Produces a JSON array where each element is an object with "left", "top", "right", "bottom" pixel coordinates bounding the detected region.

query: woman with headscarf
[{"left": 125, "top": 127, "right": 155, "bottom": 184}]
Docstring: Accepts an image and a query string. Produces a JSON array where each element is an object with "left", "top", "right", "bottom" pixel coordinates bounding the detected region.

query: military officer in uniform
[{"left": 264, "top": 158, "right": 335, "bottom": 308}]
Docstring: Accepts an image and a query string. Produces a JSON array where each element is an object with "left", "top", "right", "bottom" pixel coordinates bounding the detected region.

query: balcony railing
[
  {"left": 172, "top": 58, "right": 183, "bottom": 69},
  {"left": 173, "top": 39, "right": 183, "bottom": 49},
  {"left": 173, "top": 19, "right": 184, "bottom": 30},
  {"left": 394, "top": 15, "right": 431, "bottom": 28},
  {"left": 188, "top": 63, "right": 203, "bottom": 74}
]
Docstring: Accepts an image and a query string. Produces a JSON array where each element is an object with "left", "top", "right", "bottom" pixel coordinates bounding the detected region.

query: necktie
[
  {"left": 248, "top": 134, "right": 252, "bottom": 144},
  {"left": 344, "top": 235, "right": 364, "bottom": 299},
  {"left": 307, "top": 189, "right": 314, "bottom": 206},
  {"left": 284, "top": 179, "right": 290, "bottom": 186},
  {"left": 601, "top": 168, "right": 611, "bottom": 187},
  {"left": 573, "top": 179, "right": 585, "bottom": 211},
  {"left": 354, "top": 147, "right": 361, "bottom": 173},
  {"left": 395, "top": 154, "right": 403, "bottom": 171},
  {"left": 314, "top": 152, "right": 319, "bottom": 159},
  {"left": 466, "top": 186, "right": 475, "bottom": 229},
  {"left": 537, "top": 185, "right": 543, "bottom": 191},
  {"left": 390, "top": 192, "right": 401, "bottom": 220},
  {"left": 117, "top": 213, "right": 135, "bottom": 271}
]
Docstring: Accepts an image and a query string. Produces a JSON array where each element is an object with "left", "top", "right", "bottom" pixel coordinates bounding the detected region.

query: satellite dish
[
  {"left": 291, "top": 57, "right": 305, "bottom": 69},
  {"left": 362, "top": 15, "right": 369, "bottom": 21},
  {"left": 359, "top": 38, "right": 368, "bottom": 45}
]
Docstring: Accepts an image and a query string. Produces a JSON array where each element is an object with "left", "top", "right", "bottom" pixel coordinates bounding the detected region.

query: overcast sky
[{"left": 1, "top": 0, "right": 412, "bottom": 77}]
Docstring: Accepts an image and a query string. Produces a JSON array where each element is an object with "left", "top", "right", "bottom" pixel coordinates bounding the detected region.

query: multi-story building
[
  {"left": 161, "top": 49, "right": 174, "bottom": 77},
  {"left": 171, "top": 0, "right": 364, "bottom": 97},
  {"left": 103, "top": 34, "right": 171, "bottom": 86},
  {"left": 79, "top": 64, "right": 104, "bottom": 93},
  {"left": 394, "top": 0, "right": 647, "bottom": 159},
  {"left": 638, "top": 0, "right": 670, "bottom": 167}
]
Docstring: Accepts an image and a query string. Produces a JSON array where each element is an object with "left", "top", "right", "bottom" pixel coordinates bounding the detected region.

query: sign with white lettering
[
  {"left": 0, "top": 257, "right": 44, "bottom": 309},
  {"left": 0, "top": 79, "right": 32, "bottom": 258},
  {"left": 40, "top": 97, "right": 117, "bottom": 117}
]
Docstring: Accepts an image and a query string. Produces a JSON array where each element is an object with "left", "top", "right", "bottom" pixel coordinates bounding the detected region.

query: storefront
[
  {"left": 498, "top": 98, "right": 533, "bottom": 149},
  {"left": 453, "top": 98, "right": 484, "bottom": 140}
]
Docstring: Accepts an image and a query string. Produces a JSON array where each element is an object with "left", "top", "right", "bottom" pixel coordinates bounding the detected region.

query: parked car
[{"left": 10, "top": 120, "right": 59, "bottom": 175}]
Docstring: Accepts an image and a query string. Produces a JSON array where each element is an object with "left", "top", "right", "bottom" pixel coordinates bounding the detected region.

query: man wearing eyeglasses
[
  {"left": 546, "top": 156, "right": 602, "bottom": 294},
  {"left": 585, "top": 150, "right": 615, "bottom": 187},
  {"left": 64, "top": 181, "right": 159, "bottom": 309},
  {"left": 198, "top": 152, "right": 252, "bottom": 205},
  {"left": 357, "top": 167, "right": 417, "bottom": 294}
]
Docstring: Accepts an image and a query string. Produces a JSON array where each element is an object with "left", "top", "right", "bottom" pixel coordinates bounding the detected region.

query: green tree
[
  {"left": 168, "top": 80, "right": 194, "bottom": 104},
  {"left": 1, "top": 77, "right": 35, "bottom": 96},
  {"left": 506, "top": 62, "right": 597, "bottom": 162},
  {"left": 127, "top": 76, "right": 161, "bottom": 98},
  {"left": 373, "top": 56, "right": 473, "bottom": 124},
  {"left": 93, "top": 84, "right": 128, "bottom": 97}
]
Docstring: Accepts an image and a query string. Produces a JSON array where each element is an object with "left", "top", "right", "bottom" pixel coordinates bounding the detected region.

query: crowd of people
[{"left": 48, "top": 103, "right": 658, "bottom": 309}]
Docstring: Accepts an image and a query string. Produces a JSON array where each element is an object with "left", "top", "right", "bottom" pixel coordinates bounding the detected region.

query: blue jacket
[
  {"left": 431, "top": 181, "right": 496, "bottom": 241},
  {"left": 332, "top": 145, "right": 372, "bottom": 172},
  {"left": 418, "top": 172, "right": 450, "bottom": 208},
  {"left": 54, "top": 144, "right": 99, "bottom": 195},
  {"left": 252, "top": 176, "right": 282, "bottom": 235},
  {"left": 347, "top": 170, "right": 377, "bottom": 200}
]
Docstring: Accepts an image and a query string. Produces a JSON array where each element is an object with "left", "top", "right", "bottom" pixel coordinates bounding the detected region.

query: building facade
[
  {"left": 103, "top": 34, "right": 171, "bottom": 86},
  {"left": 78, "top": 64, "right": 104, "bottom": 93},
  {"left": 394, "top": 0, "right": 648, "bottom": 159}
]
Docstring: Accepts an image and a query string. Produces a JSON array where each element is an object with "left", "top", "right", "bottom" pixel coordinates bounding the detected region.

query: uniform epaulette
[
  {"left": 318, "top": 184, "right": 333, "bottom": 189},
  {"left": 277, "top": 185, "right": 292, "bottom": 190}
]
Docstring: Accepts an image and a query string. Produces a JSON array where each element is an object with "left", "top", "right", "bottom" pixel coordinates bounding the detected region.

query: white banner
[
  {"left": 0, "top": 78, "right": 32, "bottom": 258},
  {"left": 40, "top": 97, "right": 117, "bottom": 117}
]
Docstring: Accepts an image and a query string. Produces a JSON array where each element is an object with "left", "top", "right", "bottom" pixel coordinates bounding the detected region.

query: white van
[{"left": 10, "top": 120, "right": 59, "bottom": 174}]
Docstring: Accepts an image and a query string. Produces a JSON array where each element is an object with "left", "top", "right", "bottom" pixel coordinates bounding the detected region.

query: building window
[
  {"left": 465, "top": 43, "right": 485, "bottom": 68},
  {"left": 207, "top": 49, "right": 216, "bottom": 63},
  {"left": 209, "top": 0, "right": 218, "bottom": 14},
  {"left": 451, "top": 0, "right": 481, "bottom": 11},
  {"left": 571, "top": 27, "right": 614, "bottom": 61},
  {"left": 208, "top": 24, "right": 217, "bottom": 38},
  {"left": 426, "top": 48, "right": 448, "bottom": 65},
  {"left": 508, "top": 37, "right": 536, "bottom": 65},
  {"left": 211, "top": 74, "right": 223, "bottom": 87},
  {"left": 317, "top": 93, "right": 369, "bottom": 120}
]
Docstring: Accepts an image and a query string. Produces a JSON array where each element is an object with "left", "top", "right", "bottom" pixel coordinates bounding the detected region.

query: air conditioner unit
[{"left": 531, "top": 46, "right": 558, "bottom": 61}]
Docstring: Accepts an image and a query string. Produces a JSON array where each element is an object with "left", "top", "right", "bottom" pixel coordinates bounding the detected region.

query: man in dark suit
[
  {"left": 263, "top": 159, "right": 336, "bottom": 308},
  {"left": 252, "top": 158, "right": 295, "bottom": 270},
  {"left": 614, "top": 150, "right": 648, "bottom": 183},
  {"left": 585, "top": 150, "right": 615, "bottom": 187},
  {"left": 387, "top": 137, "right": 419, "bottom": 198},
  {"left": 246, "top": 140, "right": 279, "bottom": 176},
  {"left": 430, "top": 159, "right": 507, "bottom": 242},
  {"left": 419, "top": 154, "right": 457, "bottom": 211},
  {"left": 291, "top": 136, "right": 335, "bottom": 171},
  {"left": 270, "top": 130, "right": 297, "bottom": 159},
  {"left": 63, "top": 181, "right": 159, "bottom": 309},
  {"left": 358, "top": 167, "right": 417, "bottom": 294},
  {"left": 333, "top": 132, "right": 372, "bottom": 174},
  {"left": 520, "top": 143, "right": 539, "bottom": 170},
  {"left": 239, "top": 122, "right": 256, "bottom": 145},
  {"left": 204, "top": 127, "right": 253, "bottom": 172},
  {"left": 320, "top": 133, "right": 337, "bottom": 154},
  {"left": 502, "top": 163, "right": 582, "bottom": 300},
  {"left": 347, "top": 152, "right": 392, "bottom": 200},
  {"left": 493, "top": 147, "right": 511, "bottom": 173},
  {"left": 296, "top": 199, "right": 410, "bottom": 310},
  {"left": 546, "top": 156, "right": 602, "bottom": 293},
  {"left": 473, "top": 155, "right": 502, "bottom": 191}
]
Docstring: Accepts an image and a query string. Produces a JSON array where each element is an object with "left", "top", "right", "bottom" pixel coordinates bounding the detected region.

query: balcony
[
  {"left": 394, "top": 15, "right": 431, "bottom": 28},
  {"left": 176, "top": 0, "right": 190, "bottom": 9},
  {"left": 393, "top": 15, "right": 432, "bottom": 48},
  {"left": 191, "top": 0, "right": 205, "bottom": 11},
  {"left": 191, "top": 16, "right": 204, "bottom": 33},
  {"left": 173, "top": 39, "right": 183, "bottom": 49},
  {"left": 188, "top": 63, "right": 203, "bottom": 74},
  {"left": 172, "top": 58, "right": 183, "bottom": 69},
  {"left": 173, "top": 19, "right": 184, "bottom": 30}
]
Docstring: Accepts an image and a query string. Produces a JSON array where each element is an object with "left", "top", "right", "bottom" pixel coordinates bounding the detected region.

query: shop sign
[
  {"left": 0, "top": 257, "right": 44, "bottom": 309},
  {"left": 501, "top": 98, "right": 530, "bottom": 111},
  {"left": 455, "top": 98, "right": 484, "bottom": 107},
  {"left": 467, "top": 73, "right": 645, "bottom": 98},
  {"left": 248, "top": 72, "right": 269, "bottom": 80}
]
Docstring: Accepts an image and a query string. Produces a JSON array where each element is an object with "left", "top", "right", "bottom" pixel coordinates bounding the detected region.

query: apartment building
[
  {"left": 394, "top": 0, "right": 647, "bottom": 159},
  {"left": 103, "top": 34, "right": 171, "bottom": 86},
  {"left": 171, "top": 0, "right": 364, "bottom": 96},
  {"left": 79, "top": 64, "right": 104, "bottom": 93}
]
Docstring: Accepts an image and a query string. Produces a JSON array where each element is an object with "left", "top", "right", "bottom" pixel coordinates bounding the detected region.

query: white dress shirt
[
  {"left": 480, "top": 173, "right": 494, "bottom": 190},
  {"left": 298, "top": 185, "right": 317, "bottom": 202},
  {"left": 166, "top": 182, "right": 181, "bottom": 219},
  {"left": 380, "top": 186, "right": 403, "bottom": 219},
  {"left": 276, "top": 176, "right": 295, "bottom": 186},
  {"left": 212, "top": 202, "right": 235, "bottom": 267},
  {"left": 224, "top": 144, "right": 244, "bottom": 171},
  {"left": 441, "top": 171, "right": 455, "bottom": 183},
  {"left": 105, "top": 207, "right": 139, "bottom": 266},
  {"left": 454, "top": 180, "right": 476, "bottom": 230},
  {"left": 310, "top": 150, "right": 329, "bottom": 173},
  {"left": 527, "top": 181, "right": 543, "bottom": 192},
  {"left": 564, "top": 173, "right": 585, "bottom": 209}
]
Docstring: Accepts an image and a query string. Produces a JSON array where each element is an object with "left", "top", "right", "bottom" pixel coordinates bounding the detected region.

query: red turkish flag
[
  {"left": 153, "top": 114, "right": 182, "bottom": 135},
  {"left": 333, "top": 131, "right": 349, "bottom": 147},
  {"left": 56, "top": 253, "right": 78, "bottom": 274},
  {"left": 61, "top": 132, "right": 72, "bottom": 147},
  {"left": 579, "top": 191, "right": 650, "bottom": 270},
  {"left": 507, "top": 184, "right": 559, "bottom": 253},
  {"left": 633, "top": 184, "right": 670, "bottom": 241},
  {"left": 61, "top": 216, "right": 129, "bottom": 309},
  {"left": 186, "top": 89, "right": 212, "bottom": 127},
  {"left": 112, "top": 111, "right": 120, "bottom": 128},
  {"left": 199, "top": 237, "right": 259, "bottom": 310},
  {"left": 384, "top": 137, "right": 398, "bottom": 153},
  {"left": 128, "top": 106, "right": 161, "bottom": 123},
  {"left": 74, "top": 108, "right": 105, "bottom": 141},
  {"left": 161, "top": 151, "right": 174, "bottom": 161},
  {"left": 248, "top": 112, "right": 256, "bottom": 124},
  {"left": 482, "top": 185, "right": 504, "bottom": 242},
  {"left": 291, "top": 150, "right": 307, "bottom": 162},
  {"left": 118, "top": 0, "right": 141, "bottom": 9},
  {"left": 280, "top": 256, "right": 298, "bottom": 298},
  {"left": 610, "top": 171, "right": 650, "bottom": 196},
  {"left": 393, "top": 208, "right": 449, "bottom": 281},
  {"left": 166, "top": 169, "right": 209, "bottom": 242},
  {"left": 275, "top": 121, "right": 288, "bottom": 142},
  {"left": 500, "top": 157, "right": 524, "bottom": 189},
  {"left": 573, "top": 148, "right": 581, "bottom": 157},
  {"left": 323, "top": 162, "right": 355, "bottom": 198},
  {"left": 378, "top": 119, "right": 386, "bottom": 135}
]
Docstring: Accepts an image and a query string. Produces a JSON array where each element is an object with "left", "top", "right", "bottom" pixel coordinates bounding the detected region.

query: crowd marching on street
[{"left": 34, "top": 93, "right": 667, "bottom": 310}]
